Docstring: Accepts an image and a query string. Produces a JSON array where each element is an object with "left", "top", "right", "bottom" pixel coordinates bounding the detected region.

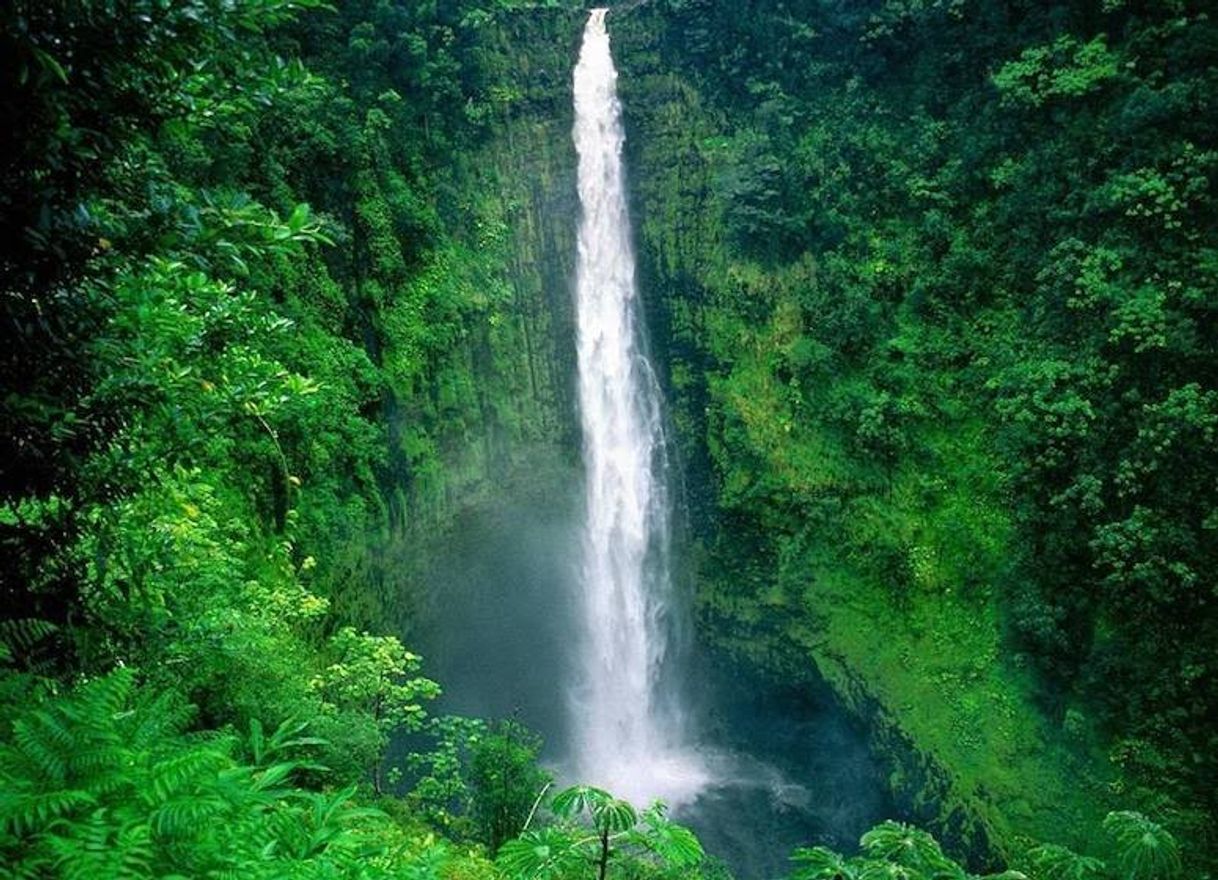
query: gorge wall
[{"left": 374, "top": 0, "right": 1216, "bottom": 870}]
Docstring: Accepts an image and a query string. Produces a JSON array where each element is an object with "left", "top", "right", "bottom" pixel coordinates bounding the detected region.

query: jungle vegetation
[{"left": 0, "top": 0, "right": 1212, "bottom": 878}]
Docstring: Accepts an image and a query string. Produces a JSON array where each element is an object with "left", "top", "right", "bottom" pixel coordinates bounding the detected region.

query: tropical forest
[{"left": 1, "top": 1, "right": 1214, "bottom": 878}]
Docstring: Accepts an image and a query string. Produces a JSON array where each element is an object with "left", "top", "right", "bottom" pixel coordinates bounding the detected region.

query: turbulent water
[{"left": 570, "top": 7, "right": 708, "bottom": 807}]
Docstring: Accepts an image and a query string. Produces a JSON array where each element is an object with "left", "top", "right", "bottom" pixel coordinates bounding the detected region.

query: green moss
[{"left": 610, "top": 18, "right": 1127, "bottom": 862}]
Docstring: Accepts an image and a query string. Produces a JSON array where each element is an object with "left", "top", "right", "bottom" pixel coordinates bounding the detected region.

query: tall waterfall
[{"left": 570, "top": 8, "right": 707, "bottom": 807}]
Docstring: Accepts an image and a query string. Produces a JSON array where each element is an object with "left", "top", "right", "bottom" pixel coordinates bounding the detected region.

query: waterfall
[{"left": 570, "top": 7, "right": 707, "bottom": 807}]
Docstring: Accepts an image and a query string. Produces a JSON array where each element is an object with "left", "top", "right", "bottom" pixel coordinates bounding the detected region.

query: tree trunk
[{"left": 597, "top": 829, "right": 610, "bottom": 880}]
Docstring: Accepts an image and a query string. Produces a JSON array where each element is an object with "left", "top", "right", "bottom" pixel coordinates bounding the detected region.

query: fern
[
  {"left": 74, "top": 668, "right": 136, "bottom": 722},
  {"left": 0, "top": 672, "right": 480, "bottom": 878},
  {"left": 150, "top": 748, "right": 232, "bottom": 802},
  {"left": 11, "top": 714, "right": 72, "bottom": 785},
  {"left": 127, "top": 690, "right": 195, "bottom": 752},
  {"left": 0, "top": 789, "right": 97, "bottom": 835},
  {"left": 150, "top": 793, "right": 230, "bottom": 837},
  {"left": 0, "top": 619, "right": 59, "bottom": 657}
]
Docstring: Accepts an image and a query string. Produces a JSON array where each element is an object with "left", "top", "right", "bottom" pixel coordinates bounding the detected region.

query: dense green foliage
[
  {"left": 0, "top": 0, "right": 579, "bottom": 875},
  {"left": 496, "top": 785, "right": 705, "bottom": 880},
  {"left": 609, "top": 0, "right": 1217, "bottom": 867},
  {"left": 0, "top": 668, "right": 482, "bottom": 880},
  {"left": 1, "top": 0, "right": 1213, "bottom": 877}
]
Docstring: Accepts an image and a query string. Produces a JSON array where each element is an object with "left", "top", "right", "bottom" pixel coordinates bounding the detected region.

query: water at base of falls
[{"left": 569, "top": 7, "right": 709, "bottom": 808}]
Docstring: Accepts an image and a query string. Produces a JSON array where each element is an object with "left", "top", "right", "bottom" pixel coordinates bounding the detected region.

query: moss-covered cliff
[
  {"left": 380, "top": 2, "right": 1215, "bottom": 867},
  {"left": 600, "top": 0, "right": 1217, "bottom": 868},
  {"left": 318, "top": 7, "right": 590, "bottom": 632},
  {"left": 607, "top": 37, "right": 1114, "bottom": 859}
]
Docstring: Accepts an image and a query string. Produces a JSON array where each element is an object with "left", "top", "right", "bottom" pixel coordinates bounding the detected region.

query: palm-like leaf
[
  {"left": 551, "top": 785, "right": 613, "bottom": 821},
  {"left": 497, "top": 826, "right": 589, "bottom": 880},
  {"left": 861, "top": 821, "right": 964, "bottom": 880},
  {"left": 1103, "top": 812, "right": 1181, "bottom": 880},
  {"left": 634, "top": 805, "right": 703, "bottom": 867},
  {"left": 857, "top": 862, "right": 918, "bottom": 880},
  {"left": 1027, "top": 843, "right": 1107, "bottom": 880},
  {"left": 550, "top": 784, "right": 638, "bottom": 835},
  {"left": 591, "top": 797, "right": 637, "bottom": 834},
  {"left": 791, "top": 845, "right": 859, "bottom": 880}
]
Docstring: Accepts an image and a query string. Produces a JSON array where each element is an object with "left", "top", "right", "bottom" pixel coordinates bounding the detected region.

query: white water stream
[{"left": 570, "top": 8, "right": 708, "bottom": 807}]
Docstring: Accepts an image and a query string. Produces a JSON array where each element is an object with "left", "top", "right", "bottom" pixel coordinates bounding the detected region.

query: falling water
[{"left": 570, "top": 7, "right": 707, "bottom": 807}]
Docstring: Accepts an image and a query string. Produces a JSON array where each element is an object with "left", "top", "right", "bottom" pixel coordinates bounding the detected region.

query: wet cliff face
[
  {"left": 358, "top": 9, "right": 586, "bottom": 632},
  {"left": 389, "top": 3, "right": 1145, "bottom": 869},
  {"left": 383, "top": 5, "right": 1102, "bottom": 865},
  {"left": 380, "top": 10, "right": 585, "bottom": 524},
  {"left": 601, "top": 4, "right": 1118, "bottom": 864}
]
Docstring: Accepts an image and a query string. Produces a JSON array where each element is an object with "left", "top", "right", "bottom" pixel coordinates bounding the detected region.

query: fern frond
[
  {"left": 128, "top": 689, "right": 195, "bottom": 750},
  {"left": 0, "top": 789, "right": 96, "bottom": 835},
  {"left": 116, "top": 820, "right": 154, "bottom": 878},
  {"left": 12, "top": 715, "right": 71, "bottom": 785},
  {"left": 150, "top": 748, "right": 231, "bottom": 802},
  {"left": 71, "top": 744, "right": 131, "bottom": 776},
  {"left": 150, "top": 794, "right": 228, "bottom": 837},
  {"left": 76, "top": 668, "right": 136, "bottom": 722},
  {"left": 46, "top": 809, "right": 122, "bottom": 880},
  {"left": 0, "top": 619, "right": 59, "bottom": 654}
]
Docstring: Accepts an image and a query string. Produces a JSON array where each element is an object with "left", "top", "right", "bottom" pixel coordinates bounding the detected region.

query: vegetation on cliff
[
  {"left": 611, "top": 0, "right": 1216, "bottom": 866},
  {"left": 0, "top": 0, "right": 1212, "bottom": 877}
]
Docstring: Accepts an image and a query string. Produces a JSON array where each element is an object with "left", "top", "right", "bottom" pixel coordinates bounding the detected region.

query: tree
[
  {"left": 310, "top": 626, "right": 440, "bottom": 792},
  {"left": 496, "top": 785, "right": 703, "bottom": 880}
]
